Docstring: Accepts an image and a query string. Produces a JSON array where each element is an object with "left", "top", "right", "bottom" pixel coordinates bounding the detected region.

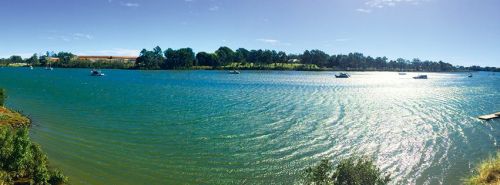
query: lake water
[{"left": 0, "top": 68, "right": 499, "bottom": 185}]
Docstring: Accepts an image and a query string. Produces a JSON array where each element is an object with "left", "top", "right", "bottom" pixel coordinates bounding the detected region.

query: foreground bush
[
  {"left": 0, "top": 126, "right": 68, "bottom": 184},
  {"left": 304, "top": 156, "right": 390, "bottom": 185},
  {"left": 0, "top": 89, "right": 5, "bottom": 107},
  {"left": 465, "top": 152, "right": 500, "bottom": 185}
]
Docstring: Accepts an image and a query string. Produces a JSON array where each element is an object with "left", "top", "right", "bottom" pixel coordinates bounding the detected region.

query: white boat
[
  {"left": 29, "top": 66, "right": 33, "bottom": 70},
  {"left": 413, "top": 75, "right": 428, "bottom": 79},
  {"left": 335, "top": 73, "right": 350, "bottom": 78},
  {"left": 228, "top": 70, "right": 240, "bottom": 74},
  {"left": 90, "top": 69, "right": 105, "bottom": 76},
  {"left": 45, "top": 62, "right": 53, "bottom": 70},
  {"left": 468, "top": 73, "right": 473, "bottom": 78}
]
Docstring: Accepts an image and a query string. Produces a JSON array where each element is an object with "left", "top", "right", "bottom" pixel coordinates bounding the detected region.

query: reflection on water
[{"left": 0, "top": 68, "right": 499, "bottom": 184}]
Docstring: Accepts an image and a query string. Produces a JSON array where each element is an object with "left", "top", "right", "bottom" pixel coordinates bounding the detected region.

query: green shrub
[
  {"left": 0, "top": 126, "right": 68, "bottom": 184},
  {"left": 0, "top": 89, "right": 5, "bottom": 107},
  {"left": 465, "top": 152, "right": 500, "bottom": 185},
  {"left": 304, "top": 156, "right": 390, "bottom": 185}
]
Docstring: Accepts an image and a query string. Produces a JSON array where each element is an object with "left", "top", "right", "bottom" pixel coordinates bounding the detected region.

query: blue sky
[{"left": 0, "top": 0, "right": 499, "bottom": 67}]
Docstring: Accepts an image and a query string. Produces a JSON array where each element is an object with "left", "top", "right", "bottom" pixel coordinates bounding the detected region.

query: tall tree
[
  {"left": 215, "top": 46, "right": 234, "bottom": 66},
  {"left": 196, "top": 52, "right": 218, "bottom": 66},
  {"left": 165, "top": 48, "right": 195, "bottom": 69}
]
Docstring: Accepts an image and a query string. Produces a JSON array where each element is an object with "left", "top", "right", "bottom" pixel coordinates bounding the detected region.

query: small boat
[
  {"left": 413, "top": 75, "right": 428, "bottom": 79},
  {"left": 228, "top": 70, "right": 240, "bottom": 74},
  {"left": 90, "top": 69, "right": 105, "bottom": 76},
  {"left": 45, "top": 62, "right": 53, "bottom": 70},
  {"left": 335, "top": 73, "right": 350, "bottom": 78},
  {"left": 29, "top": 66, "right": 33, "bottom": 70},
  {"left": 468, "top": 73, "right": 473, "bottom": 78},
  {"left": 398, "top": 72, "right": 407, "bottom": 75}
]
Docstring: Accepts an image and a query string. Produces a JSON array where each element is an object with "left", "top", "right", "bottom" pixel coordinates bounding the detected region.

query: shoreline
[{"left": 2, "top": 65, "right": 489, "bottom": 73}]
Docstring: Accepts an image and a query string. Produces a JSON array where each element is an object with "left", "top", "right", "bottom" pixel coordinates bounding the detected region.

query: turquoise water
[{"left": 0, "top": 67, "right": 499, "bottom": 184}]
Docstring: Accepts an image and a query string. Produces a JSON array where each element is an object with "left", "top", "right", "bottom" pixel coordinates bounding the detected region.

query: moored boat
[
  {"left": 413, "top": 75, "right": 428, "bottom": 79},
  {"left": 335, "top": 73, "right": 350, "bottom": 78},
  {"left": 90, "top": 69, "right": 105, "bottom": 76},
  {"left": 228, "top": 70, "right": 240, "bottom": 74}
]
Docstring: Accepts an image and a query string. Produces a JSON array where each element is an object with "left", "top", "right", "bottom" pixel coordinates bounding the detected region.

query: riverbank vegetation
[
  {"left": 465, "top": 152, "right": 500, "bottom": 185},
  {"left": 1, "top": 47, "right": 498, "bottom": 72},
  {"left": 0, "top": 88, "right": 68, "bottom": 185},
  {"left": 304, "top": 156, "right": 391, "bottom": 185}
]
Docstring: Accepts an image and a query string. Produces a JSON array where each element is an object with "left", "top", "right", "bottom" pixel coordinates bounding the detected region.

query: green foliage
[
  {"left": 2, "top": 47, "right": 497, "bottom": 71},
  {"left": 26, "top": 54, "right": 40, "bottom": 66},
  {"left": 305, "top": 159, "right": 333, "bottom": 185},
  {"left": 215, "top": 46, "right": 235, "bottom": 66},
  {"left": 136, "top": 46, "right": 165, "bottom": 70},
  {"left": 0, "top": 89, "right": 5, "bottom": 107},
  {"left": 304, "top": 156, "right": 390, "bottom": 185},
  {"left": 196, "top": 52, "right": 218, "bottom": 67},
  {"left": 464, "top": 152, "right": 499, "bottom": 185},
  {"left": 165, "top": 48, "right": 196, "bottom": 69},
  {"left": 0, "top": 126, "right": 68, "bottom": 184},
  {"left": 48, "top": 169, "right": 68, "bottom": 185},
  {"left": 55, "top": 52, "right": 76, "bottom": 65}
]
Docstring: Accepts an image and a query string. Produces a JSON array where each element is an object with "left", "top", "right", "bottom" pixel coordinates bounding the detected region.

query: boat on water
[
  {"left": 90, "top": 69, "right": 105, "bottom": 76},
  {"left": 413, "top": 75, "right": 428, "bottom": 79},
  {"left": 45, "top": 62, "right": 53, "bottom": 70},
  {"left": 468, "top": 73, "right": 473, "bottom": 78},
  {"left": 228, "top": 70, "right": 240, "bottom": 74},
  {"left": 398, "top": 72, "right": 407, "bottom": 75},
  {"left": 335, "top": 73, "right": 350, "bottom": 78},
  {"left": 29, "top": 66, "right": 33, "bottom": 70}
]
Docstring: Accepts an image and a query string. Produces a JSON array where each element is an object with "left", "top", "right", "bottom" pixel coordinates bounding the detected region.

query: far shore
[{"left": 1, "top": 64, "right": 489, "bottom": 73}]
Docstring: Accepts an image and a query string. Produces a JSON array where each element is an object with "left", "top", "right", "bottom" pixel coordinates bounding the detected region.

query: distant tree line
[{"left": 1, "top": 47, "right": 499, "bottom": 72}]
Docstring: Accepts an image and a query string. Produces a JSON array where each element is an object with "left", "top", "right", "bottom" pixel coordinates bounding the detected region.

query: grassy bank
[
  {"left": 0, "top": 89, "right": 68, "bottom": 185},
  {"left": 0, "top": 107, "right": 30, "bottom": 128},
  {"left": 465, "top": 152, "right": 500, "bottom": 185}
]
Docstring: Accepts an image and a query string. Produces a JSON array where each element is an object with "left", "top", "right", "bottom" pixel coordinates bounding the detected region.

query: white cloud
[
  {"left": 335, "top": 38, "right": 351, "bottom": 42},
  {"left": 121, "top": 2, "right": 139, "bottom": 7},
  {"left": 357, "top": 0, "right": 428, "bottom": 13},
  {"left": 79, "top": 48, "right": 140, "bottom": 56},
  {"left": 73, "top": 33, "right": 93, "bottom": 40},
  {"left": 46, "top": 33, "right": 93, "bottom": 42},
  {"left": 209, "top": 5, "right": 219, "bottom": 11},
  {"left": 257, "top": 39, "right": 279, "bottom": 44},
  {"left": 256, "top": 38, "right": 291, "bottom": 46},
  {"left": 356, "top": 8, "right": 372, "bottom": 13}
]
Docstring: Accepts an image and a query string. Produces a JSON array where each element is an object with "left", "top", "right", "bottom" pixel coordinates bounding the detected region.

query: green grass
[
  {"left": 465, "top": 152, "right": 500, "bottom": 185},
  {"left": 0, "top": 107, "right": 30, "bottom": 127}
]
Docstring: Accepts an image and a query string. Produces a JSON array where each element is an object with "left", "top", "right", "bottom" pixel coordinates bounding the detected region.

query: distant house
[
  {"left": 48, "top": 57, "right": 60, "bottom": 62},
  {"left": 76, "top": 56, "right": 137, "bottom": 62}
]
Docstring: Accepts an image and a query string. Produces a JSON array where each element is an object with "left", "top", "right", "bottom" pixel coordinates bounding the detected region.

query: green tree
[
  {"left": 8, "top": 56, "right": 23, "bottom": 64},
  {"left": 55, "top": 52, "right": 75, "bottom": 66},
  {"left": 196, "top": 52, "right": 218, "bottom": 66},
  {"left": 215, "top": 46, "right": 234, "bottom": 66},
  {"left": 165, "top": 48, "right": 195, "bottom": 69},
  {"left": 304, "top": 156, "right": 390, "bottom": 185},
  {"left": 0, "top": 126, "right": 68, "bottom": 184},
  {"left": 136, "top": 47, "right": 164, "bottom": 70},
  {"left": 26, "top": 54, "right": 40, "bottom": 66},
  {"left": 0, "top": 89, "right": 5, "bottom": 107},
  {"left": 235, "top": 48, "right": 249, "bottom": 64}
]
